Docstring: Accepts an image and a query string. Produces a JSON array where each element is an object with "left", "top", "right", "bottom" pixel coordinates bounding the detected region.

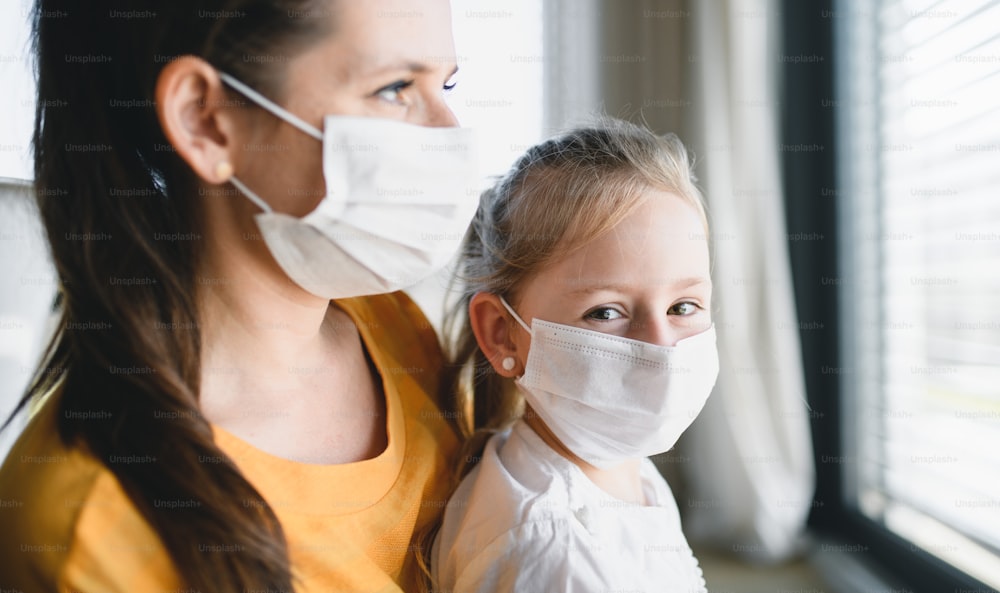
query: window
[
  {"left": 406, "top": 0, "right": 545, "bottom": 330},
  {"left": 836, "top": 0, "right": 1000, "bottom": 589},
  {"left": 0, "top": 1, "right": 545, "bottom": 184},
  {"left": 0, "top": 0, "right": 33, "bottom": 180},
  {"left": 448, "top": 0, "right": 545, "bottom": 179},
  {"left": 0, "top": 0, "right": 41, "bottom": 462}
]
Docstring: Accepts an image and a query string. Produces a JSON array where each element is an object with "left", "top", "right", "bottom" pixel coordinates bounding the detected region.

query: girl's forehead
[
  {"left": 536, "top": 241, "right": 711, "bottom": 300},
  {"left": 556, "top": 192, "right": 708, "bottom": 262}
]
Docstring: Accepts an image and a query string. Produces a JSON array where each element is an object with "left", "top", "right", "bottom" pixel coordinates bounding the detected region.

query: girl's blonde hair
[{"left": 443, "top": 117, "right": 708, "bottom": 479}]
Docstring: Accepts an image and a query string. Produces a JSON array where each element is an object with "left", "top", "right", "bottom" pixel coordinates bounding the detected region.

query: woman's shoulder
[
  {"left": 337, "top": 291, "right": 440, "bottom": 349},
  {"left": 0, "top": 394, "right": 106, "bottom": 553},
  {"left": 0, "top": 397, "right": 180, "bottom": 591},
  {"left": 336, "top": 291, "right": 444, "bottom": 393}
]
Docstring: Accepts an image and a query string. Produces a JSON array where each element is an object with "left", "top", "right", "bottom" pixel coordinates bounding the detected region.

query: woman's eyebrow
[{"left": 361, "top": 59, "right": 459, "bottom": 79}]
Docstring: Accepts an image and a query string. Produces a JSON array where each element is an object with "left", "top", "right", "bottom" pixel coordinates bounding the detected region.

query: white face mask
[
  {"left": 219, "top": 72, "right": 480, "bottom": 299},
  {"left": 500, "top": 297, "right": 719, "bottom": 469}
]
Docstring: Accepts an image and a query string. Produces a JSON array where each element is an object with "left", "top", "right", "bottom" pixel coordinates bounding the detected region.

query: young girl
[{"left": 431, "top": 120, "right": 717, "bottom": 592}]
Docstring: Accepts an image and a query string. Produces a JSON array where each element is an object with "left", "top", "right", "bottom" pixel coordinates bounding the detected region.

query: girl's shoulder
[
  {"left": 440, "top": 420, "right": 588, "bottom": 537},
  {"left": 433, "top": 422, "right": 580, "bottom": 583},
  {"left": 0, "top": 395, "right": 181, "bottom": 592},
  {"left": 433, "top": 422, "right": 636, "bottom": 592},
  {"left": 434, "top": 425, "right": 701, "bottom": 593}
]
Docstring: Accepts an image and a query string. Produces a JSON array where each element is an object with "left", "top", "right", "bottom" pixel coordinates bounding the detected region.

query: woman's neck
[
  {"left": 192, "top": 215, "right": 387, "bottom": 464},
  {"left": 522, "top": 407, "right": 646, "bottom": 506},
  {"left": 195, "top": 231, "right": 335, "bottom": 384}
]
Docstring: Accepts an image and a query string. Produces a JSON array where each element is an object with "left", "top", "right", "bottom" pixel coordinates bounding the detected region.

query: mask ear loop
[
  {"left": 216, "top": 72, "right": 324, "bottom": 214},
  {"left": 228, "top": 176, "right": 272, "bottom": 213},
  {"left": 218, "top": 72, "right": 324, "bottom": 141},
  {"left": 497, "top": 296, "right": 531, "bottom": 379},
  {"left": 498, "top": 296, "right": 532, "bottom": 334}
]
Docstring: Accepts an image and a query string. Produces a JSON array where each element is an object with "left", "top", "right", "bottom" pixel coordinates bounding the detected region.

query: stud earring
[
  {"left": 502, "top": 356, "right": 516, "bottom": 372},
  {"left": 214, "top": 160, "right": 234, "bottom": 182}
]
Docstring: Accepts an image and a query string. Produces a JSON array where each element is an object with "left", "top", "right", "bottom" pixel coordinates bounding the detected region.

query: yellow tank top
[{"left": 0, "top": 292, "right": 459, "bottom": 592}]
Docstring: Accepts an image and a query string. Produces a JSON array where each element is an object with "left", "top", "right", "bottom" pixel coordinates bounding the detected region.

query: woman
[{"left": 0, "top": 1, "right": 476, "bottom": 591}]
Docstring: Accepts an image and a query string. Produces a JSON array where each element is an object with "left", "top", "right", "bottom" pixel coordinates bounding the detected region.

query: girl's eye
[
  {"left": 443, "top": 78, "right": 458, "bottom": 92},
  {"left": 668, "top": 302, "right": 700, "bottom": 316},
  {"left": 374, "top": 80, "right": 414, "bottom": 105},
  {"left": 585, "top": 307, "right": 624, "bottom": 321}
]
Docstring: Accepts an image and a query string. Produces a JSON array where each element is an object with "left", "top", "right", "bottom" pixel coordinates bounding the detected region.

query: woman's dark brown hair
[{"left": 2, "top": 1, "right": 333, "bottom": 590}]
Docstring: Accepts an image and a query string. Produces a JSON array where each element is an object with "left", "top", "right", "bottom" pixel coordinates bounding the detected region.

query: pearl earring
[
  {"left": 214, "top": 160, "right": 234, "bottom": 181},
  {"left": 502, "top": 356, "right": 516, "bottom": 372}
]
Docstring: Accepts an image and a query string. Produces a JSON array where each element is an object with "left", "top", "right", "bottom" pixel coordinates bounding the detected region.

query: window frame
[{"left": 780, "top": 2, "right": 997, "bottom": 592}]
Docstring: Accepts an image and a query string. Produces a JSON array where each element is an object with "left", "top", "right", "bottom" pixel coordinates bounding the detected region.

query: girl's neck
[{"left": 522, "top": 407, "right": 646, "bottom": 506}]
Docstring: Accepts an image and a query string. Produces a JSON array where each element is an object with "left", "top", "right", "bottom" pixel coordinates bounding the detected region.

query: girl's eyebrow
[
  {"left": 567, "top": 282, "right": 630, "bottom": 295},
  {"left": 671, "top": 276, "right": 711, "bottom": 289},
  {"left": 568, "top": 277, "right": 710, "bottom": 295}
]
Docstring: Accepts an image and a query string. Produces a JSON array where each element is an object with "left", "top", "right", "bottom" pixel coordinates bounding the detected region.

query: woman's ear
[
  {"left": 155, "top": 56, "right": 239, "bottom": 185},
  {"left": 469, "top": 292, "right": 525, "bottom": 377}
]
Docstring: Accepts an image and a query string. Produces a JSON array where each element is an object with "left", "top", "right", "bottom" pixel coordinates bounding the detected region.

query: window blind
[{"left": 837, "top": 0, "right": 1000, "bottom": 588}]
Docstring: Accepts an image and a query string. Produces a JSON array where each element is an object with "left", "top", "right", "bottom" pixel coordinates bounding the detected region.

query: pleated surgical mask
[
  {"left": 220, "top": 72, "right": 480, "bottom": 299},
  {"left": 499, "top": 296, "right": 719, "bottom": 468}
]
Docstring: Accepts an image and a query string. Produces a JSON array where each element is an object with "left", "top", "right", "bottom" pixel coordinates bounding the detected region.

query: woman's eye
[
  {"left": 585, "top": 307, "right": 623, "bottom": 321},
  {"left": 374, "top": 80, "right": 414, "bottom": 105},
  {"left": 668, "top": 302, "right": 700, "bottom": 316},
  {"left": 443, "top": 78, "right": 458, "bottom": 92}
]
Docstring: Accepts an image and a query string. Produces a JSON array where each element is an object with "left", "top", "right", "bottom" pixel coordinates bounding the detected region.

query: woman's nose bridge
[{"left": 422, "top": 95, "right": 459, "bottom": 128}]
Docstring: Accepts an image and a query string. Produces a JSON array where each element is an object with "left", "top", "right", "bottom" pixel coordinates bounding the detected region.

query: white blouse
[{"left": 432, "top": 419, "right": 708, "bottom": 593}]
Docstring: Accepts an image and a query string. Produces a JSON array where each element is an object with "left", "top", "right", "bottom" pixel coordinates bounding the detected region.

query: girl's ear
[
  {"left": 155, "top": 56, "right": 241, "bottom": 185},
  {"left": 468, "top": 292, "right": 524, "bottom": 377}
]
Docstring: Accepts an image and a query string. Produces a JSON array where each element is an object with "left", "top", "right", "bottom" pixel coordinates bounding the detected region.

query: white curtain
[
  {"left": 542, "top": 0, "right": 815, "bottom": 561},
  {"left": 678, "top": 0, "right": 815, "bottom": 561}
]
